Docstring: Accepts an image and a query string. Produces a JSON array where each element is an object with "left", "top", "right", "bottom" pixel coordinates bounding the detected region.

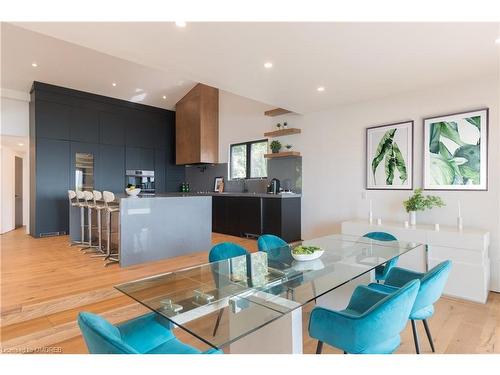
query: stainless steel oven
[{"left": 126, "top": 170, "right": 155, "bottom": 194}]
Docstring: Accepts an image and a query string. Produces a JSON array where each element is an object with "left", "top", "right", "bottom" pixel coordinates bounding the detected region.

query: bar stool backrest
[
  {"left": 92, "top": 190, "right": 102, "bottom": 205},
  {"left": 76, "top": 190, "right": 85, "bottom": 206},
  {"left": 102, "top": 191, "right": 115, "bottom": 207},
  {"left": 68, "top": 190, "right": 77, "bottom": 199},
  {"left": 83, "top": 191, "right": 94, "bottom": 205}
]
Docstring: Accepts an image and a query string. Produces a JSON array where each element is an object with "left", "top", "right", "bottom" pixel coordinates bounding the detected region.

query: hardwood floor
[{"left": 1, "top": 227, "right": 499, "bottom": 354}]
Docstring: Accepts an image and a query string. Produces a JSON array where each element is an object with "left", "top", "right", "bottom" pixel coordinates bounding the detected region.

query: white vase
[{"left": 409, "top": 211, "right": 417, "bottom": 226}]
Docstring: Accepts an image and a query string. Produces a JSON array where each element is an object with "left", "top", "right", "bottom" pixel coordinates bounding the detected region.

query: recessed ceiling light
[
  {"left": 175, "top": 21, "right": 186, "bottom": 28},
  {"left": 317, "top": 86, "right": 325, "bottom": 92},
  {"left": 31, "top": 62, "right": 38, "bottom": 67},
  {"left": 18, "top": 143, "right": 24, "bottom": 146},
  {"left": 112, "top": 82, "right": 117, "bottom": 87},
  {"left": 162, "top": 95, "right": 167, "bottom": 100},
  {"left": 264, "top": 62, "right": 273, "bottom": 69}
]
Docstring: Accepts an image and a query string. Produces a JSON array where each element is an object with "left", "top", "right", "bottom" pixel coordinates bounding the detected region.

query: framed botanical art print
[
  {"left": 366, "top": 121, "right": 413, "bottom": 190},
  {"left": 423, "top": 108, "right": 488, "bottom": 190}
]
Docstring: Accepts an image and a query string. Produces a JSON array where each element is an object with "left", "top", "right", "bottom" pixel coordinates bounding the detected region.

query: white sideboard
[{"left": 341, "top": 219, "right": 490, "bottom": 304}]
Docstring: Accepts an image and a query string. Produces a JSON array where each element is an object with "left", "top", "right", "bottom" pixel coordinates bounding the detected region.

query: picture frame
[
  {"left": 214, "top": 176, "right": 224, "bottom": 192},
  {"left": 423, "top": 108, "right": 488, "bottom": 191},
  {"left": 366, "top": 120, "right": 414, "bottom": 190}
]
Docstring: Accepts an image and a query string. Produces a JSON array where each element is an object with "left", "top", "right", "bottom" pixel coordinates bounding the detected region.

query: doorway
[{"left": 15, "top": 156, "right": 23, "bottom": 228}]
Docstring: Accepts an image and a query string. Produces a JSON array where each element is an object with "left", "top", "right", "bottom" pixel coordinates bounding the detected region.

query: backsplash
[{"left": 185, "top": 157, "right": 302, "bottom": 193}]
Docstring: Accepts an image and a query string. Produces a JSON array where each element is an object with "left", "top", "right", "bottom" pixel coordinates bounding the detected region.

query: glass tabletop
[{"left": 115, "top": 233, "right": 421, "bottom": 349}]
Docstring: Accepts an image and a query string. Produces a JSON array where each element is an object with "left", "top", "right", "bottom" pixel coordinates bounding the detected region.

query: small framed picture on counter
[{"left": 214, "top": 177, "right": 224, "bottom": 192}]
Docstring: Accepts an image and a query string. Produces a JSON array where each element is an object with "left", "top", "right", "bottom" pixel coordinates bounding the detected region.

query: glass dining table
[{"left": 115, "top": 233, "right": 422, "bottom": 353}]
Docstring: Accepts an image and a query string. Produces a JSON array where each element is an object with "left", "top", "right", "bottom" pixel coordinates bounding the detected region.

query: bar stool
[
  {"left": 75, "top": 190, "right": 89, "bottom": 250},
  {"left": 89, "top": 190, "right": 107, "bottom": 257},
  {"left": 102, "top": 191, "right": 120, "bottom": 267},
  {"left": 68, "top": 190, "right": 84, "bottom": 246},
  {"left": 82, "top": 191, "right": 100, "bottom": 253}
]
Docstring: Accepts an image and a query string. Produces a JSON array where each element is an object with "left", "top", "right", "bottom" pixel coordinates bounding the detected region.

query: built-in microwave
[{"left": 125, "top": 170, "right": 155, "bottom": 193}]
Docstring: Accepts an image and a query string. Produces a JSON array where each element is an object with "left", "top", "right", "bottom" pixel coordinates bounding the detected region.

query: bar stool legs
[
  {"left": 104, "top": 210, "right": 119, "bottom": 267},
  {"left": 90, "top": 209, "right": 107, "bottom": 258}
]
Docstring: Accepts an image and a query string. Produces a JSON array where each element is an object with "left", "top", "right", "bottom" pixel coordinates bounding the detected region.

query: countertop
[{"left": 118, "top": 192, "right": 301, "bottom": 199}]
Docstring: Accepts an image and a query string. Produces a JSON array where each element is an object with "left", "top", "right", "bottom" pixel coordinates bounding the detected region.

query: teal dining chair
[
  {"left": 257, "top": 234, "right": 288, "bottom": 252},
  {"left": 309, "top": 279, "right": 420, "bottom": 354},
  {"left": 209, "top": 242, "right": 249, "bottom": 336},
  {"left": 367, "top": 260, "right": 452, "bottom": 353},
  {"left": 363, "top": 232, "right": 399, "bottom": 283},
  {"left": 78, "top": 312, "right": 221, "bottom": 354}
]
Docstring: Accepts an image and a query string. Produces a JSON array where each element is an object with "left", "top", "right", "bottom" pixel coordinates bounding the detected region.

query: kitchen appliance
[
  {"left": 267, "top": 178, "right": 281, "bottom": 194},
  {"left": 126, "top": 170, "right": 155, "bottom": 194}
]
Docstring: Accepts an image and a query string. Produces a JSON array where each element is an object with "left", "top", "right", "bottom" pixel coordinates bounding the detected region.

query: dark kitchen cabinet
[
  {"left": 35, "top": 138, "right": 70, "bottom": 236},
  {"left": 98, "top": 144, "right": 125, "bottom": 192},
  {"left": 212, "top": 196, "right": 301, "bottom": 243},
  {"left": 70, "top": 107, "right": 99, "bottom": 143},
  {"left": 154, "top": 149, "right": 166, "bottom": 193},
  {"left": 100, "top": 111, "right": 126, "bottom": 145},
  {"left": 125, "top": 147, "right": 155, "bottom": 171},
  {"left": 36, "top": 100, "right": 71, "bottom": 140},
  {"left": 126, "top": 113, "right": 156, "bottom": 148}
]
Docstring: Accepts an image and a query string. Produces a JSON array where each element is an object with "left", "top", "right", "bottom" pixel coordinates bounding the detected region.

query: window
[{"left": 230, "top": 139, "right": 268, "bottom": 179}]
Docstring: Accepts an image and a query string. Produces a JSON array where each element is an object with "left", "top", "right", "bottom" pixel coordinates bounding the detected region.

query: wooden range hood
[{"left": 175, "top": 83, "right": 219, "bottom": 165}]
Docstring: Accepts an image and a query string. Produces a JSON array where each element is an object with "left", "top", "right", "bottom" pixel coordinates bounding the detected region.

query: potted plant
[
  {"left": 403, "top": 188, "right": 445, "bottom": 226},
  {"left": 270, "top": 140, "right": 282, "bottom": 154}
]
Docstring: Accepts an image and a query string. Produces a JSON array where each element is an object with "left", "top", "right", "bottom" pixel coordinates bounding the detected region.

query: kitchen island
[{"left": 119, "top": 194, "right": 212, "bottom": 267}]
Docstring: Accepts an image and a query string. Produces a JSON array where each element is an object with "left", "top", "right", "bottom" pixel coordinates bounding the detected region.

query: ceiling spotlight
[
  {"left": 175, "top": 21, "right": 187, "bottom": 28},
  {"left": 162, "top": 95, "right": 167, "bottom": 100},
  {"left": 112, "top": 82, "right": 117, "bottom": 87},
  {"left": 18, "top": 143, "right": 24, "bottom": 146},
  {"left": 31, "top": 62, "right": 38, "bottom": 67},
  {"left": 317, "top": 86, "right": 325, "bottom": 92},
  {"left": 264, "top": 62, "right": 273, "bottom": 69}
]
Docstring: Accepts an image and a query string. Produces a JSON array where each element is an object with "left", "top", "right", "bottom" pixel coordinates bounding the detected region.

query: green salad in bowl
[{"left": 292, "top": 245, "right": 324, "bottom": 261}]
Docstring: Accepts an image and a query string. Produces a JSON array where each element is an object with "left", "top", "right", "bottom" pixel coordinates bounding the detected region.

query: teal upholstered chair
[
  {"left": 367, "top": 260, "right": 452, "bottom": 353},
  {"left": 309, "top": 279, "right": 420, "bottom": 354},
  {"left": 78, "top": 312, "right": 221, "bottom": 354},
  {"left": 209, "top": 242, "right": 249, "bottom": 336},
  {"left": 257, "top": 234, "right": 288, "bottom": 253},
  {"left": 363, "top": 232, "right": 398, "bottom": 283}
]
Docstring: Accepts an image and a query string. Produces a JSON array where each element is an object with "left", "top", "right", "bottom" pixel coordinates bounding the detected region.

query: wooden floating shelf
[
  {"left": 264, "top": 128, "right": 301, "bottom": 138},
  {"left": 264, "top": 151, "right": 301, "bottom": 159},
  {"left": 264, "top": 108, "right": 292, "bottom": 117}
]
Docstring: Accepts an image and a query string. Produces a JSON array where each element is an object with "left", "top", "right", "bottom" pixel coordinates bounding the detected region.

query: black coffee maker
[{"left": 267, "top": 178, "right": 281, "bottom": 194}]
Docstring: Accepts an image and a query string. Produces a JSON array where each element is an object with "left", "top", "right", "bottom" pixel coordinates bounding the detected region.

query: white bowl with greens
[{"left": 291, "top": 245, "right": 324, "bottom": 261}]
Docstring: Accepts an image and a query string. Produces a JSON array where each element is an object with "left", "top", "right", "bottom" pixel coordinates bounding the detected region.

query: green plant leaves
[
  {"left": 372, "top": 128, "right": 407, "bottom": 185},
  {"left": 372, "top": 129, "right": 396, "bottom": 183},
  {"left": 403, "top": 188, "right": 445, "bottom": 212},
  {"left": 466, "top": 116, "right": 481, "bottom": 130}
]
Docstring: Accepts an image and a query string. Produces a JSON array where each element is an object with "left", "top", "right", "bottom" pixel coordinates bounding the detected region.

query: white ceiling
[
  {"left": 1, "top": 23, "right": 196, "bottom": 110},
  {"left": 3, "top": 22, "right": 500, "bottom": 113}
]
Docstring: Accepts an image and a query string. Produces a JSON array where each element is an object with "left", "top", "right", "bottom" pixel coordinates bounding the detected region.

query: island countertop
[{"left": 117, "top": 191, "right": 301, "bottom": 200}]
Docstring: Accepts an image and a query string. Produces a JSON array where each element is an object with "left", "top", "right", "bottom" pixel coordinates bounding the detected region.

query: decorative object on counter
[
  {"left": 291, "top": 245, "right": 324, "bottom": 261},
  {"left": 180, "top": 182, "right": 191, "bottom": 193},
  {"left": 377, "top": 218, "right": 382, "bottom": 226},
  {"left": 368, "top": 199, "right": 373, "bottom": 224},
  {"left": 434, "top": 223, "right": 440, "bottom": 231},
  {"left": 283, "top": 122, "right": 288, "bottom": 129},
  {"left": 214, "top": 176, "right": 224, "bottom": 193},
  {"left": 423, "top": 108, "right": 488, "bottom": 191},
  {"left": 403, "top": 188, "right": 445, "bottom": 226},
  {"left": 285, "top": 144, "right": 293, "bottom": 150},
  {"left": 125, "top": 185, "right": 141, "bottom": 197},
  {"left": 366, "top": 120, "right": 413, "bottom": 190},
  {"left": 276, "top": 123, "right": 282, "bottom": 129},
  {"left": 270, "top": 140, "right": 282, "bottom": 153}
]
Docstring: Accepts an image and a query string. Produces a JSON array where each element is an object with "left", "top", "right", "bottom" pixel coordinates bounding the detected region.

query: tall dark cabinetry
[{"left": 30, "top": 82, "right": 185, "bottom": 238}]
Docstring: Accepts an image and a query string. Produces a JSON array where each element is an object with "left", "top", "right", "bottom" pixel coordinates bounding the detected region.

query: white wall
[
  {"left": 218, "top": 90, "right": 274, "bottom": 163},
  {"left": 218, "top": 75, "right": 500, "bottom": 291}
]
